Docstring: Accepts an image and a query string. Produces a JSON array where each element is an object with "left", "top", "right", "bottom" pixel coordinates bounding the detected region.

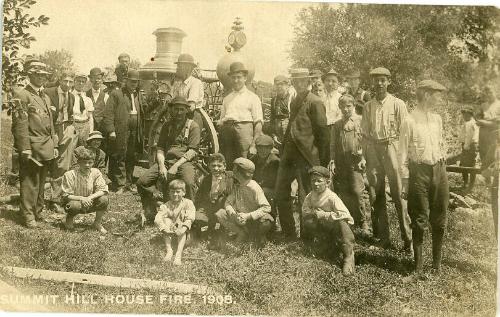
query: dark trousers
[
  {"left": 219, "top": 121, "right": 254, "bottom": 169},
  {"left": 334, "top": 167, "right": 366, "bottom": 227},
  {"left": 275, "top": 140, "right": 312, "bottom": 237},
  {"left": 303, "top": 217, "right": 355, "bottom": 250},
  {"left": 492, "top": 174, "right": 499, "bottom": 239},
  {"left": 65, "top": 195, "right": 109, "bottom": 215},
  {"left": 137, "top": 162, "right": 196, "bottom": 220},
  {"left": 365, "top": 141, "right": 412, "bottom": 245},
  {"left": 19, "top": 158, "right": 50, "bottom": 223},
  {"left": 109, "top": 131, "right": 136, "bottom": 189},
  {"left": 460, "top": 147, "right": 476, "bottom": 188},
  {"left": 408, "top": 161, "right": 449, "bottom": 245}
]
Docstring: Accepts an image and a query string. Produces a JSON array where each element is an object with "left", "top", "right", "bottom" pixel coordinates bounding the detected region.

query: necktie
[
  {"left": 38, "top": 90, "right": 44, "bottom": 98},
  {"left": 78, "top": 93, "right": 85, "bottom": 113}
]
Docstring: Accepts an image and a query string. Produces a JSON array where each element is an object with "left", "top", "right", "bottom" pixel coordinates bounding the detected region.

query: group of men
[{"left": 9, "top": 49, "right": 499, "bottom": 275}]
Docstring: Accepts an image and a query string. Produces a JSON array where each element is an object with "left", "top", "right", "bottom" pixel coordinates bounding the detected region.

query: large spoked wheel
[{"left": 193, "top": 108, "right": 219, "bottom": 177}]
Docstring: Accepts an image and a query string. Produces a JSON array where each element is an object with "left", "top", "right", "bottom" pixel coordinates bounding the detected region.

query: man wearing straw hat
[
  {"left": 274, "top": 68, "right": 329, "bottom": 239},
  {"left": 12, "top": 60, "right": 58, "bottom": 228},
  {"left": 219, "top": 61, "right": 263, "bottom": 168}
]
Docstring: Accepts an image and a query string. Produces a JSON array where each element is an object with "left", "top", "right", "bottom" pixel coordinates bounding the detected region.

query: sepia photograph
[{"left": 0, "top": 0, "right": 499, "bottom": 315}]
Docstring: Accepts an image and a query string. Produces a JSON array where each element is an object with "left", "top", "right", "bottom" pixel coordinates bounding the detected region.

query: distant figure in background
[
  {"left": 458, "top": 106, "right": 479, "bottom": 192},
  {"left": 399, "top": 80, "right": 449, "bottom": 274},
  {"left": 345, "top": 69, "right": 371, "bottom": 116},
  {"left": 12, "top": 61, "right": 58, "bottom": 228},
  {"left": 477, "top": 83, "right": 500, "bottom": 177},
  {"left": 115, "top": 52, "right": 130, "bottom": 85},
  {"left": 270, "top": 75, "right": 292, "bottom": 144},
  {"left": 219, "top": 62, "right": 263, "bottom": 168},
  {"left": 86, "top": 67, "right": 109, "bottom": 133},
  {"left": 72, "top": 73, "right": 94, "bottom": 145},
  {"left": 171, "top": 53, "right": 205, "bottom": 130}
]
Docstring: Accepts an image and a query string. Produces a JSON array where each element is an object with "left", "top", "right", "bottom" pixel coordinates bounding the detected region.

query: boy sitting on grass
[
  {"left": 302, "top": 166, "right": 356, "bottom": 275},
  {"left": 62, "top": 147, "right": 109, "bottom": 234},
  {"left": 215, "top": 158, "right": 274, "bottom": 248},
  {"left": 193, "top": 153, "right": 233, "bottom": 246},
  {"left": 155, "top": 179, "right": 196, "bottom": 265}
]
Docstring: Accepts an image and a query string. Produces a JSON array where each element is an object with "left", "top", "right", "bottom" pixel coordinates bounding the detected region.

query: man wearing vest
[
  {"left": 171, "top": 54, "right": 205, "bottom": 131},
  {"left": 72, "top": 73, "right": 94, "bottom": 146},
  {"left": 87, "top": 67, "right": 109, "bottom": 133},
  {"left": 274, "top": 68, "right": 330, "bottom": 239},
  {"left": 12, "top": 61, "right": 58, "bottom": 228},
  {"left": 219, "top": 62, "right": 263, "bottom": 169},
  {"left": 360, "top": 67, "right": 412, "bottom": 253},
  {"left": 270, "top": 75, "right": 292, "bottom": 144},
  {"left": 103, "top": 69, "right": 142, "bottom": 194},
  {"left": 136, "top": 96, "right": 200, "bottom": 224}
]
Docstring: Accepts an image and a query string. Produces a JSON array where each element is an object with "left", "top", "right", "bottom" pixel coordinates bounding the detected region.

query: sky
[{"left": 24, "top": 0, "right": 309, "bottom": 82}]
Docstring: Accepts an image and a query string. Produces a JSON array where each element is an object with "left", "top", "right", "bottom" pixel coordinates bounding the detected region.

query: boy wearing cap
[
  {"left": 302, "top": 166, "right": 356, "bottom": 275},
  {"left": 215, "top": 158, "right": 273, "bottom": 247},
  {"left": 86, "top": 67, "right": 109, "bottom": 133},
  {"left": 103, "top": 69, "right": 142, "bottom": 193},
  {"left": 193, "top": 153, "right": 233, "bottom": 244},
  {"left": 136, "top": 96, "right": 200, "bottom": 223},
  {"left": 270, "top": 75, "right": 292, "bottom": 144},
  {"left": 72, "top": 131, "right": 109, "bottom": 183},
  {"left": 360, "top": 67, "right": 412, "bottom": 252},
  {"left": 459, "top": 106, "right": 479, "bottom": 191},
  {"left": 330, "top": 94, "right": 370, "bottom": 235},
  {"left": 250, "top": 134, "right": 280, "bottom": 222},
  {"left": 72, "top": 73, "right": 94, "bottom": 145},
  {"left": 62, "top": 146, "right": 109, "bottom": 234},
  {"left": 12, "top": 60, "right": 58, "bottom": 228},
  {"left": 399, "top": 79, "right": 449, "bottom": 274},
  {"left": 219, "top": 62, "right": 263, "bottom": 168}
]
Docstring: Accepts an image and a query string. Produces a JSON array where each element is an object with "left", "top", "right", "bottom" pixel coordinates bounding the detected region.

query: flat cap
[
  {"left": 255, "top": 134, "right": 274, "bottom": 147},
  {"left": 345, "top": 69, "right": 361, "bottom": 78},
  {"left": 461, "top": 106, "right": 475, "bottom": 114},
  {"left": 416, "top": 79, "right": 447, "bottom": 91},
  {"left": 308, "top": 166, "right": 330, "bottom": 178},
  {"left": 369, "top": 67, "right": 391, "bottom": 77},
  {"left": 125, "top": 69, "right": 140, "bottom": 81},
  {"left": 169, "top": 96, "right": 190, "bottom": 108},
  {"left": 89, "top": 67, "right": 104, "bottom": 77},
  {"left": 274, "top": 75, "right": 289, "bottom": 84},
  {"left": 233, "top": 157, "right": 255, "bottom": 173},
  {"left": 289, "top": 68, "right": 312, "bottom": 79},
  {"left": 87, "top": 130, "right": 104, "bottom": 141},
  {"left": 74, "top": 73, "right": 87, "bottom": 80}
]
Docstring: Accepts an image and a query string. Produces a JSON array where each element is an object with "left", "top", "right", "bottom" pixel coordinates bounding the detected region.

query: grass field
[{"left": 0, "top": 110, "right": 498, "bottom": 316}]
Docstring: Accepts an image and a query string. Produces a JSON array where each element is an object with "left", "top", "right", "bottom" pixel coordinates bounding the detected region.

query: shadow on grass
[{"left": 442, "top": 257, "right": 497, "bottom": 279}]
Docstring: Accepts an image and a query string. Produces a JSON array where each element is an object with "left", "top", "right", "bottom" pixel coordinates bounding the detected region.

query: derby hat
[
  {"left": 89, "top": 67, "right": 104, "bottom": 77},
  {"left": 175, "top": 53, "right": 197, "bottom": 66},
  {"left": 227, "top": 62, "right": 249, "bottom": 76},
  {"left": 125, "top": 69, "right": 140, "bottom": 81}
]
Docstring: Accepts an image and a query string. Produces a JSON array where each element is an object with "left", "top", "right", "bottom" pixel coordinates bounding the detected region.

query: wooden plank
[
  {"left": 446, "top": 165, "right": 481, "bottom": 174},
  {"left": 1, "top": 266, "right": 212, "bottom": 294}
]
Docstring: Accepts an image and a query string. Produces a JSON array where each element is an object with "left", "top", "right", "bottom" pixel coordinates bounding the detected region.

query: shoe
[
  {"left": 402, "top": 242, "right": 413, "bottom": 256},
  {"left": 115, "top": 187, "right": 126, "bottom": 195},
  {"left": 25, "top": 220, "right": 38, "bottom": 229},
  {"left": 93, "top": 224, "right": 108, "bottom": 234}
]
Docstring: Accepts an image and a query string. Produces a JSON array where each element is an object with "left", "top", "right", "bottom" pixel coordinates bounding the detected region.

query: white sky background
[{"left": 24, "top": 0, "right": 310, "bottom": 83}]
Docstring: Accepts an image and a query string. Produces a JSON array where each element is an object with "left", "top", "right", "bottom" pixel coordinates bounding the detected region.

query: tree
[
  {"left": 2, "top": 0, "right": 49, "bottom": 95},
  {"left": 36, "top": 49, "right": 76, "bottom": 84},
  {"left": 290, "top": 4, "right": 500, "bottom": 102}
]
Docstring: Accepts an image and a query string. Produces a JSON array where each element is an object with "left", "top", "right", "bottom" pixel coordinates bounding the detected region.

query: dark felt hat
[
  {"left": 175, "top": 53, "right": 197, "bottom": 66},
  {"left": 125, "top": 69, "right": 140, "bottom": 81}
]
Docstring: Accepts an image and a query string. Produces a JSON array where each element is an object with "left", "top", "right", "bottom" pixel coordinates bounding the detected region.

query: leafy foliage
[
  {"left": 290, "top": 4, "right": 500, "bottom": 102},
  {"left": 36, "top": 49, "right": 76, "bottom": 84},
  {"left": 2, "top": 0, "right": 49, "bottom": 95}
]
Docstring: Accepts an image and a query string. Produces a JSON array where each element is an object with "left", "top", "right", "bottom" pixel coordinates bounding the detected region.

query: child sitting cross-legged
[
  {"left": 215, "top": 158, "right": 274, "bottom": 248},
  {"left": 62, "top": 146, "right": 109, "bottom": 234},
  {"left": 155, "top": 179, "right": 196, "bottom": 265},
  {"left": 302, "top": 166, "right": 356, "bottom": 275}
]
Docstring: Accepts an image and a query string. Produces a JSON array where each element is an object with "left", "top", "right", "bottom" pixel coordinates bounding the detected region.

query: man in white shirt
[
  {"left": 399, "top": 79, "right": 448, "bottom": 275},
  {"left": 172, "top": 53, "right": 205, "bottom": 130},
  {"left": 86, "top": 67, "right": 109, "bottom": 132},
  {"left": 322, "top": 69, "right": 343, "bottom": 160},
  {"left": 72, "top": 73, "right": 94, "bottom": 146},
  {"left": 219, "top": 62, "right": 263, "bottom": 168}
]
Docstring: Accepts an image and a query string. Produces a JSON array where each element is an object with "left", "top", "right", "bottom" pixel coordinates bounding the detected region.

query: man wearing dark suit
[
  {"left": 103, "top": 69, "right": 142, "bottom": 193},
  {"left": 12, "top": 61, "right": 58, "bottom": 228},
  {"left": 274, "top": 68, "right": 330, "bottom": 238},
  {"left": 44, "top": 72, "right": 77, "bottom": 213}
]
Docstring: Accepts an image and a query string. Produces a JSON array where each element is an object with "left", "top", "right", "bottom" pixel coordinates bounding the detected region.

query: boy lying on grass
[
  {"left": 215, "top": 157, "right": 274, "bottom": 248},
  {"left": 155, "top": 179, "right": 196, "bottom": 265},
  {"left": 62, "top": 146, "right": 109, "bottom": 234},
  {"left": 302, "top": 166, "right": 356, "bottom": 275}
]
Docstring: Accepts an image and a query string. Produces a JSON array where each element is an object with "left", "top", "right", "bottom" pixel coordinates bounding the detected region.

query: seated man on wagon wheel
[{"left": 137, "top": 96, "right": 201, "bottom": 224}]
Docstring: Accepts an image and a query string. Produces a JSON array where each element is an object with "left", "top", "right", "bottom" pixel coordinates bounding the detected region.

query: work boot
[
  {"left": 341, "top": 243, "right": 355, "bottom": 275},
  {"left": 413, "top": 244, "right": 423, "bottom": 274},
  {"left": 65, "top": 214, "right": 76, "bottom": 231},
  {"left": 432, "top": 229, "right": 444, "bottom": 273},
  {"left": 25, "top": 220, "right": 38, "bottom": 229},
  {"left": 402, "top": 241, "right": 413, "bottom": 256}
]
